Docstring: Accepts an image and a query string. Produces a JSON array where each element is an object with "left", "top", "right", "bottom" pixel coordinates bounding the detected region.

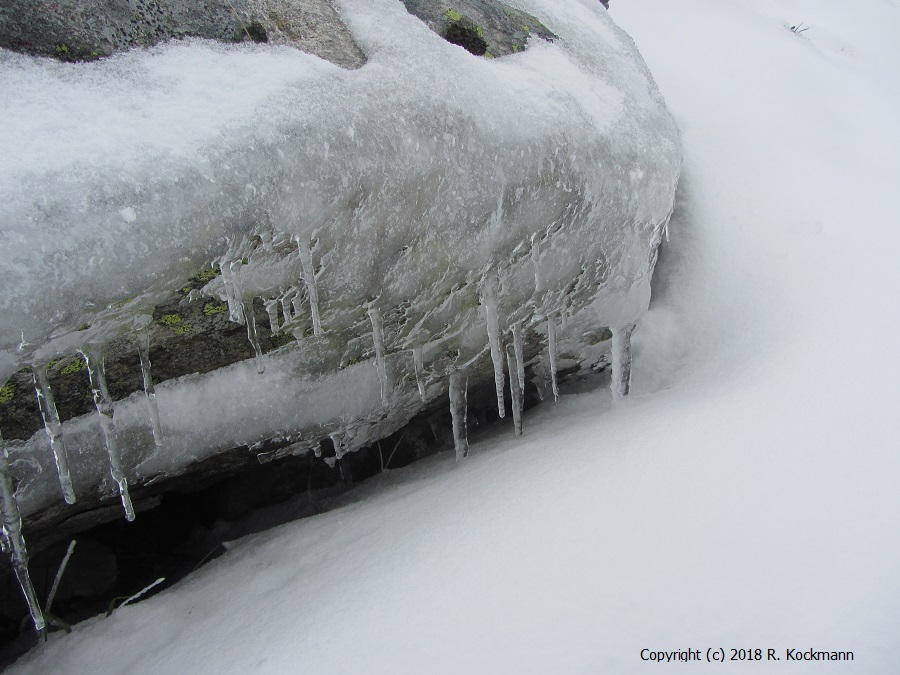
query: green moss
[
  {"left": 60, "top": 357, "right": 87, "bottom": 376},
  {"left": 159, "top": 313, "right": 183, "bottom": 327},
  {"left": 191, "top": 266, "right": 221, "bottom": 284},
  {"left": 447, "top": 349, "right": 459, "bottom": 359},
  {"left": 484, "top": 51, "right": 494, "bottom": 59},
  {"left": 203, "top": 302, "right": 228, "bottom": 316},
  {"left": 303, "top": 326, "right": 315, "bottom": 338},
  {"left": 445, "top": 8, "right": 463, "bottom": 22},
  {"left": 54, "top": 43, "right": 70, "bottom": 57},
  {"left": 159, "top": 313, "right": 194, "bottom": 334},
  {"left": 0, "top": 382, "right": 16, "bottom": 404}
]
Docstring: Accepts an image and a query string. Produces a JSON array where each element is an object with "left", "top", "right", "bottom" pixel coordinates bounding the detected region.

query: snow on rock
[{"left": 0, "top": 0, "right": 678, "bottom": 522}]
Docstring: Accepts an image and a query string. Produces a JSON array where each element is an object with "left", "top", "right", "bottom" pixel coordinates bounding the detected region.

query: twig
[
  {"left": 45, "top": 539, "right": 76, "bottom": 615},
  {"left": 383, "top": 430, "right": 407, "bottom": 471},
  {"left": 108, "top": 577, "right": 165, "bottom": 616},
  {"left": 225, "top": 0, "right": 253, "bottom": 41}
]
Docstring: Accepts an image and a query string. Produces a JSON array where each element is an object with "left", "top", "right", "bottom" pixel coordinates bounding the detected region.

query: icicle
[
  {"left": 511, "top": 323, "right": 525, "bottom": 393},
  {"left": 531, "top": 234, "right": 544, "bottom": 293},
  {"left": 611, "top": 323, "right": 635, "bottom": 398},
  {"left": 368, "top": 306, "right": 389, "bottom": 406},
  {"left": 83, "top": 347, "right": 135, "bottom": 521},
  {"left": 481, "top": 273, "right": 505, "bottom": 418},
  {"left": 243, "top": 299, "right": 265, "bottom": 374},
  {"left": 506, "top": 346, "right": 523, "bottom": 437},
  {"left": 264, "top": 298, "right": 281, "bottom": 335},
  {"left": 0, "top": 431, "right": 46, "bottom": 633},
  {"left": 412, "top": 346, "right": 427, "bottom": 402},
  {"left": 330, "top": 433, "right": 351, "bottom": 483},
  {"left": 291, "top": 293, "right": 304, "bottom": 319},
  {"left": 548, "top": 314, "right": 560, "bottom": 402},
  {"left": 136, "top": 330, "right": 165, "bottom": 448},
  {"left": 220, "top": 260, "right": 246, "bottom": 325},
  {"left": 281, "top": 289, "right": 296, "bottom": 324},
  {"left": 449, "top": 371, "right": 469, "bottom": 460},
  {"left": 297, "top": 238, "right": 322, "bottom": 336},
  {"left": 32, "top": 364, "right": 76, "bottom": 504}
]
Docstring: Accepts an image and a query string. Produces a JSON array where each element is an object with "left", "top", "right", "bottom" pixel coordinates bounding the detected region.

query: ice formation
[
  {"left": 0, "top": 0, "right": 679, "bottom": 629},
  {"left": 32, "top": 363, "right": 76, "bottom": 504},
  {"left": 0, "top": 432, "right": 45, "bottom": 632},
  {"left": 83, "top": 347, "right": 135, "bottom": 522},
  {"left": 611, "top": 324, "right": 635, "bottom": 398},
  {"left": 136, "top": 319, "right": 165, "bottom": 449},
  {"left": 481, "top": 272, "right": 506, "bottom": 418},
  {"left": 449, "top": 372, "right": 470, "bottom": 460}
]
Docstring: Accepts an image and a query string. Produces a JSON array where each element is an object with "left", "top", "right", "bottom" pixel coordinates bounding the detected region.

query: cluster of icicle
[{"left": 0, "top": 228, "right": 639, "bottom": 636}]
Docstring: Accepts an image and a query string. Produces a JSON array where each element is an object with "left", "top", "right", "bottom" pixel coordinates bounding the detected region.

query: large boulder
[{"left": 0, "top": 0, "right": 679, "bottom": 544}]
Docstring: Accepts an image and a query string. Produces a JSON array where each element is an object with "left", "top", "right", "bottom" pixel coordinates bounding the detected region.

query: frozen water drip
[
  {"left": 0, "top": 430, "right": 46, "bottom": 632},
  {"left": 449, "top": 371, "right": 469, "bottom": 460},
  {"left": 83, "top": 347, "right": 135, "bottom": 521},
  {"left": 33, "top": 363, "right": 76, "bottom": 503}
]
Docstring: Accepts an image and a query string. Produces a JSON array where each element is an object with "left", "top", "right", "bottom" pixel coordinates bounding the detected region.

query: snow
[{"left": 5, "top": 0, "right": 900, "bottom": 671}]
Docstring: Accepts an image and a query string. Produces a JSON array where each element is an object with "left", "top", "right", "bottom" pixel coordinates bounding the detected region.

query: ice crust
[{"left": 0, "top": 0, "right": 679, "bottom": 516}]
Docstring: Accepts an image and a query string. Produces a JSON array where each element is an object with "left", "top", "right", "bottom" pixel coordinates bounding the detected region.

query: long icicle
[
  {"left": 506, "top": 345, "right": 523, "bottom": 437},
  {"left": 0, "top": 430, "right": 46, "bottom": 632},
  {"left": 481, "top": 273, "right": 506, "bottom": 418},
  {"left": 137, "top": 330, "right": 165, "bottom": 448},
  {"left": 83, "top": 347, "right": 135, "bottom": 521},
  {"left": 531, "top": 234, "right": 544, "bottom": 293},
  {"left": 412, "top": 346, "right": 427, "bottom": 402},
  {"left": 243, "top": 299, "right": 265, "bottom": 374},
  {"left": 297, "top": 238, "right": 323, "bottom": 336},
  {"left": 611, "top": 323, "right": 636, "bottom": 398},
  {"left": 220, "top": 259, "right": 246, "bottom": 325},
  {"left": 368, "top": 305, "right": 389, "bottom": 406},
  {"left": 511, "top": 323, "right": 525, "bottom": 394},
  {"left": 449, "top": 371, "right": 469, "bottom": 460},
  {"left": 32, "top": 364, "right": 76, "bottom": 504},
  {"left": 548, "top": 314, "right": 560, "bottom": 402}
]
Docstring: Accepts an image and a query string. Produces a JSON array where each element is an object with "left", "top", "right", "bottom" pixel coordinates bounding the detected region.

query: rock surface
[
  {"left": 1, "top": 0, "right": 679, "bottom": 591},
  {"left": 0, "top": 0, "right": 366, "bottom": 68}
]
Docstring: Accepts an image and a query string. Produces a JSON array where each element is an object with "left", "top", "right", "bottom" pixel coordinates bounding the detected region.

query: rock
[
  {"left": 0, "top": 0, "right": 366, "bottom": 68},
  {"left": 1, "top": 0, "right": 679, "bottom": 570}
]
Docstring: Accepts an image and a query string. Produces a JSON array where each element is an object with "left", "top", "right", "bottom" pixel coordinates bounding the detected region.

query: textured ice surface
[{"left": 0, "top": 0, "right": 679, "bottom": 515}]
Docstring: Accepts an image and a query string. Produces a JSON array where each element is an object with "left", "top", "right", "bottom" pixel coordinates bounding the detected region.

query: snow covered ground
[{"left": 9, "top": 0, "right": 900, "bottom": 672}]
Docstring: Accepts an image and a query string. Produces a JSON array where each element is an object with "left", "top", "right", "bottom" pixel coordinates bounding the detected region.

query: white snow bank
[{"left": 9, "top": 0, "right": 900, "bottom": 672}]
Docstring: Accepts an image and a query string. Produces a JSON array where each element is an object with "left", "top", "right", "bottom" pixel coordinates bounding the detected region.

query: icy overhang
[{"left": 0, "top": 0, "right": 679, "bottom": 520}]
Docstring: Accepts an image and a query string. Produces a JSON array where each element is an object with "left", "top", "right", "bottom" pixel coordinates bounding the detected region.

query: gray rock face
[
  {"left": 0, "top": 0, "right": 366, "bottom": 68},
  {"left": 0, "top": 0, "right": 679, "bottom": 567}
]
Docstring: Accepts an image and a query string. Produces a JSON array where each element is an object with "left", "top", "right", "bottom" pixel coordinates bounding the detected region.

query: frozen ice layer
[{"left": 0, "top": 0, "right": 679, "bottom": 517}]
